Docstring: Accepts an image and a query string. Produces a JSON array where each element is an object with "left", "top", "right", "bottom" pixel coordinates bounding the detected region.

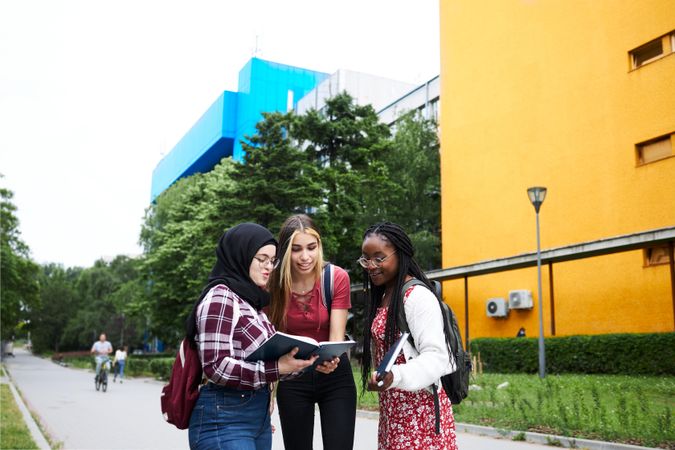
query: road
[{"left": 5, "top": 348, "right": 556, "bottom": 449}]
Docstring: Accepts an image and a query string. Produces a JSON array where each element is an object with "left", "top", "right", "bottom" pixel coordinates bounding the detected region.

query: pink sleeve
[{"left": 330, "top": 266, "right": 351, "bottom": 309}]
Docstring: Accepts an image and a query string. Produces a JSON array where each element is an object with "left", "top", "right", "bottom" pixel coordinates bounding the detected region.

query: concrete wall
[
  {"left": 439, "top": 0, "right": 675, "bottom": 338},
  {"left": 296, "top": 69, "right": 415, "bottom": 116}
]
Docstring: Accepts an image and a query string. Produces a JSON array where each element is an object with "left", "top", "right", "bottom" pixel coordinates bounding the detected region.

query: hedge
[
  {"left": 469, "top": 332, "right": 675, "bottom": 375},
  {"left": 58, "top": 354, "right": 175, "bottom": 379}
]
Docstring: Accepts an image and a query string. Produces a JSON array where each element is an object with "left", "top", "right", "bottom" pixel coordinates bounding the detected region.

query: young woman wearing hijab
[
  {"left": 267, "top": 214, "right": 357, "bottom": 450},
  {"left": 185, "top": 222, "right": 317, "bottom": 450}
]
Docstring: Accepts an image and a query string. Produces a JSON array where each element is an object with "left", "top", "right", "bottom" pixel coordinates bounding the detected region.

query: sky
[{"left": 0, "top": 0, "right": 440, "bottom": 268}]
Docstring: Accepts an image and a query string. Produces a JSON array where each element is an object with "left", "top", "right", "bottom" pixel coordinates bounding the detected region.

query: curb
[
  {"left": 1, "top": 370, "right": 52, "bottom": 450},
  {"left": 454, "top": 423, "right": 656, "bottom": 450},
  {"left": 356, "top": 410, "right": 656, "bottom": 450}
]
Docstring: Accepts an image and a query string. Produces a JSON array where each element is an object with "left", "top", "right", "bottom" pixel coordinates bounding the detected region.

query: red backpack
[{"left": 160, "top": 338, "right": 202, "bottom": 429}]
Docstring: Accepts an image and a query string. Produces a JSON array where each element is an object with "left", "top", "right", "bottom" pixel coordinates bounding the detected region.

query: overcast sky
[{"left": 0, "top": 0, "right": 440, "bottom": 268}]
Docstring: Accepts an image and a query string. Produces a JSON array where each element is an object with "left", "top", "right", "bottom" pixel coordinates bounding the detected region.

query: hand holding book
[
  {"left": 278, "top": 347, "right": 318, "bottom": 374},
  {"left": 245, "top": 331, "right": 356, "bottom": 366},
  {"left": 368, "top": 332, "right": 409, "bottom": 392}
]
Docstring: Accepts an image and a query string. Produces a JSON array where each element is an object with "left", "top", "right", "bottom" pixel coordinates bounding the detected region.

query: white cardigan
[{"left": 388, "top": 285, "right": 456, "bottom": 392}]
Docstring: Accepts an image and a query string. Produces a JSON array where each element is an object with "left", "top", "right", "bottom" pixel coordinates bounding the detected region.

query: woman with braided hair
[{"left": 358, "top": 221, "right": 457, "bottom": 450}]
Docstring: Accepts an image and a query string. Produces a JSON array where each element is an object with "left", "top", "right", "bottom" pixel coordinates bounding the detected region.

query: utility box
[
  {"left": 509, "top": 290, "right": 534, "bottom": 309},
  {"left": 486, "top": 298, "right": 508, "bottom": 317}
]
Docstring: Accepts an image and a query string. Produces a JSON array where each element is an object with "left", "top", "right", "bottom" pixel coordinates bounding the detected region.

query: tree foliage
[
  {"left": 226, "top": 111, "right": 323, "bottom": 230},
  {"left": 139, "top": 158, "right": 238, "bottom": 344},
  {"left": 295, "top": 93, "right": 400, "bottom": 271},
  {"left": 29, "top": 257, "right": 147, "bottom": 353},
  {"left": 30, "top": 264, "right": 81, "bottom": 352},
  {"left": 0, "top": 180, "right": 39, "bottom": 340},
  {"left": 383, "top": 111, "right": 441, "bottom": 269}
]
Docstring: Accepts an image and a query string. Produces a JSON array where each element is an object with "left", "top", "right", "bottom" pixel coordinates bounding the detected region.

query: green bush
[
  {"left": 470, "top": 332, "right": 675, "bottom": 375},
  {"left": 149, "top": 358, "right": 174, "bottom": 381}
]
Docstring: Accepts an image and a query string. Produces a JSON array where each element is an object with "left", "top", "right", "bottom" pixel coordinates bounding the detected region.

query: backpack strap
[
  {"left": 320, "top": 263, "right": 334, "bottom": 314},
  {"left": 396, "top": 277, "right": 444, "bottom": 434},
  {"left": 397, "top": 278, "right": 439, "bottom": 347}
]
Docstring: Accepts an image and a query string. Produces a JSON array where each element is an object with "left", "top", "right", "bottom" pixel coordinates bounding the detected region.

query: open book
[
  {"left": 245, "top": 331, "right": 356, "bottom": 364},
  {"left": 375, "top": 332, "right": 410, "bottom": 380}
]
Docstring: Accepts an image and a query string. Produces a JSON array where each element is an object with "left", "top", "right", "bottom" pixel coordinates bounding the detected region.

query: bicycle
[{"left": 94, "top": 356, "right": 111, "bottom": 392}]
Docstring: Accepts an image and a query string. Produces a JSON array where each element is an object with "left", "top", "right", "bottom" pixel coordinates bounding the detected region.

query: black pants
[{"left": 277, "top": 356, "right": 356, "bottom": 450}]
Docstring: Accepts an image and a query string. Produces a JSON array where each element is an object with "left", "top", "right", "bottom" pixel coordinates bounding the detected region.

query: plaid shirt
[{"left": 196, "top": 284, "right": 279, "bottom": 390}]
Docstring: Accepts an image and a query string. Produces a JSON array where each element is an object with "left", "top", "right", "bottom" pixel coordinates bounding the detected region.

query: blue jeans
[
  {"left": 94, "top": 356, "right": 110, "bottom": 376},
  {"left": 114, "top": 360, "right": 125, "bottom": 379},
  {"left": 189, "top": 383, "right": 272, "bottom": 450}
]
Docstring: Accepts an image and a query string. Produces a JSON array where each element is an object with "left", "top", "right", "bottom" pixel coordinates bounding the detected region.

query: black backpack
[{"left": 397, "top": 279, "right": 472, "bottom": 431}]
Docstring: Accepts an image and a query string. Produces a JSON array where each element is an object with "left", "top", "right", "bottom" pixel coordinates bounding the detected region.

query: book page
[{"left": 276, "top": 332, "right": 319, "bottom": 347}]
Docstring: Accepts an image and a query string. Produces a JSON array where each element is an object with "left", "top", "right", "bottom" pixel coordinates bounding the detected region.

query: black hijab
[{"left": 185, "top": 223, "right": 277, "bottom": 341}]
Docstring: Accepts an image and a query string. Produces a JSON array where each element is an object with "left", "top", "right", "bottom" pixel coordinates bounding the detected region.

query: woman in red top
[{"left": 268, "top": 214, "right": 357, "bottom": 450}]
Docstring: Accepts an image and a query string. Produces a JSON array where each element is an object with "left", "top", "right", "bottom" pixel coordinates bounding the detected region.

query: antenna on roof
[{"left": 253, "top": 35, "right": 261, "bottom": 58}]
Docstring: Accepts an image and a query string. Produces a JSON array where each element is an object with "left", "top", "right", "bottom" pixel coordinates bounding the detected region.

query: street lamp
[{"left": 527, "top": 186, "right": 547, "bottom": 378}]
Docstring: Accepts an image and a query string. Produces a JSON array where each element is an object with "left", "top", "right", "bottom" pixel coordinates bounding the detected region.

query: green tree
[
  {"left": 103, "top": 255, "right": 147, "bottom": 349},
  {"left": 0, "top": 180, "right": 39, "bottom": 340},
  {"left": 295, "top": 93, "right": 399, "bottom": 271},
  {"left": 384, "top": 111, "right": 441, "bottom": 269},
  {"left": 60, "top": 259, "right": 120, "bottom": 348},
  {"left": 226, "top": 111, "right": 323, "bottom": 230},
  {"left": 140, "top": 158, "right": 237, "bottom": 344},
  {"left": 55, "top": 256, "right": 147, "bottom": 351},
  {"left": 29, "top": 264, "right": 81, "bottom": 353}
]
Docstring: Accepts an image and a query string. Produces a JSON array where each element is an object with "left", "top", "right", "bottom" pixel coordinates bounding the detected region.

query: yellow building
[{"left": 438, "top": 0, "right": 675, "bottom": 340}]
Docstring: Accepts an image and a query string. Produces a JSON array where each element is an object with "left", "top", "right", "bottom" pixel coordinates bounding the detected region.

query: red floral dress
[{"left": 372, "top": 299, "right": 457, "bottom": 450}]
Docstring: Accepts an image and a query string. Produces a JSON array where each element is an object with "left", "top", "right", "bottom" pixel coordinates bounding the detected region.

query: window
[
  {"left": 629, "top": 31, "right": 674, "bottom": 69},
  {"left": 287, "top": 90, "right": 294, "bottom": 112},
  {"left": 636, "top": 134, "right": 673, "bottom": 165},
  {"left": 632, "top": 39, "right": 663, "bottom": 68},
  {"left": 644, "top": 245, "right": 673, "bottom": 267}
]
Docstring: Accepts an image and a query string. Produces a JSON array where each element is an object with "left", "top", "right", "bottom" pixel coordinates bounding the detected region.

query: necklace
[
  {"left": 292, "top": 278, "right": 315, "bottom": 296},
  {"left": 292, "top": 287, "right": 311, "bottom": 295}
]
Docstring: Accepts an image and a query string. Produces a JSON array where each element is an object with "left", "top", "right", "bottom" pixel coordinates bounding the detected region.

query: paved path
[{"left": 4, "top": 348, "right": 560, "bottom": 449}]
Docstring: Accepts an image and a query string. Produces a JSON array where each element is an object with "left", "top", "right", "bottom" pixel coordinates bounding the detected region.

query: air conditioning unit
[
  {"left": 486, "top": 298, "right": 508, "bottom": 318},
  {"left": 508, "top": 290, "right": 534, "bottom": 309}
]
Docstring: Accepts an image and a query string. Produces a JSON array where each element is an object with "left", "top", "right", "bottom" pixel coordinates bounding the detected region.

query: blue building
[{"left": 150, "top": 58, "right": 328, "bottom": 201}]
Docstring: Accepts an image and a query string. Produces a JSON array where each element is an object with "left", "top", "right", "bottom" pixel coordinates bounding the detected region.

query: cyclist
[{"left": 90, "top": 333, "right": 113, "bottom": 381}]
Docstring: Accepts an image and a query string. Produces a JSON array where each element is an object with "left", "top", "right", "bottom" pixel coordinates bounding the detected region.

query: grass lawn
[
  {"left": 353, "top": 368, "right": 674, "bottom": 449},
  {"left": 0, "top": 384, "right": 38, "bottom": 450}
]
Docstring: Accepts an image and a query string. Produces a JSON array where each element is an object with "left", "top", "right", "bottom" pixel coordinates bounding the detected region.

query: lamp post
[{"left": 527, "top": 186, "right": 547, "bottom": 379}]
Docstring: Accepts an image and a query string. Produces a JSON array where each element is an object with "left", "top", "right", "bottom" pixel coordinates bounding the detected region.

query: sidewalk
[{"left": 3, "top": 348, "right": 655, "bottom": 450}]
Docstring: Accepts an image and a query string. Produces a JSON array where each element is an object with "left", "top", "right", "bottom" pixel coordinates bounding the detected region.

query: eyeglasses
[
  {"left": 253, "top": 255, "right": 280, "bottom": 269},
  {"left": 357, "top": 252, "right": 396, "bottom": 268}
]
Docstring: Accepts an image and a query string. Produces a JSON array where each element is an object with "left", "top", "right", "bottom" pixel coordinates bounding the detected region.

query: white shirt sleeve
[{"left": 389, "top": 285, "right": 453, "bottom": 392}]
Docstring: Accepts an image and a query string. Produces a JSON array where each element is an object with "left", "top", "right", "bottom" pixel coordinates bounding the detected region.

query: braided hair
[{"left": 359, "top": 222, "right": 434, "bottom": 392}]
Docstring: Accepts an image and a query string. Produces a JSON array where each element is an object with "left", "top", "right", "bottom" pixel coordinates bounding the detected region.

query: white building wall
[
  {"left": 377, "top": 75, "right": 440, "bottom": 125},
  {"left": 296, "top": 69, "right": 416, "bottom": 115}
]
